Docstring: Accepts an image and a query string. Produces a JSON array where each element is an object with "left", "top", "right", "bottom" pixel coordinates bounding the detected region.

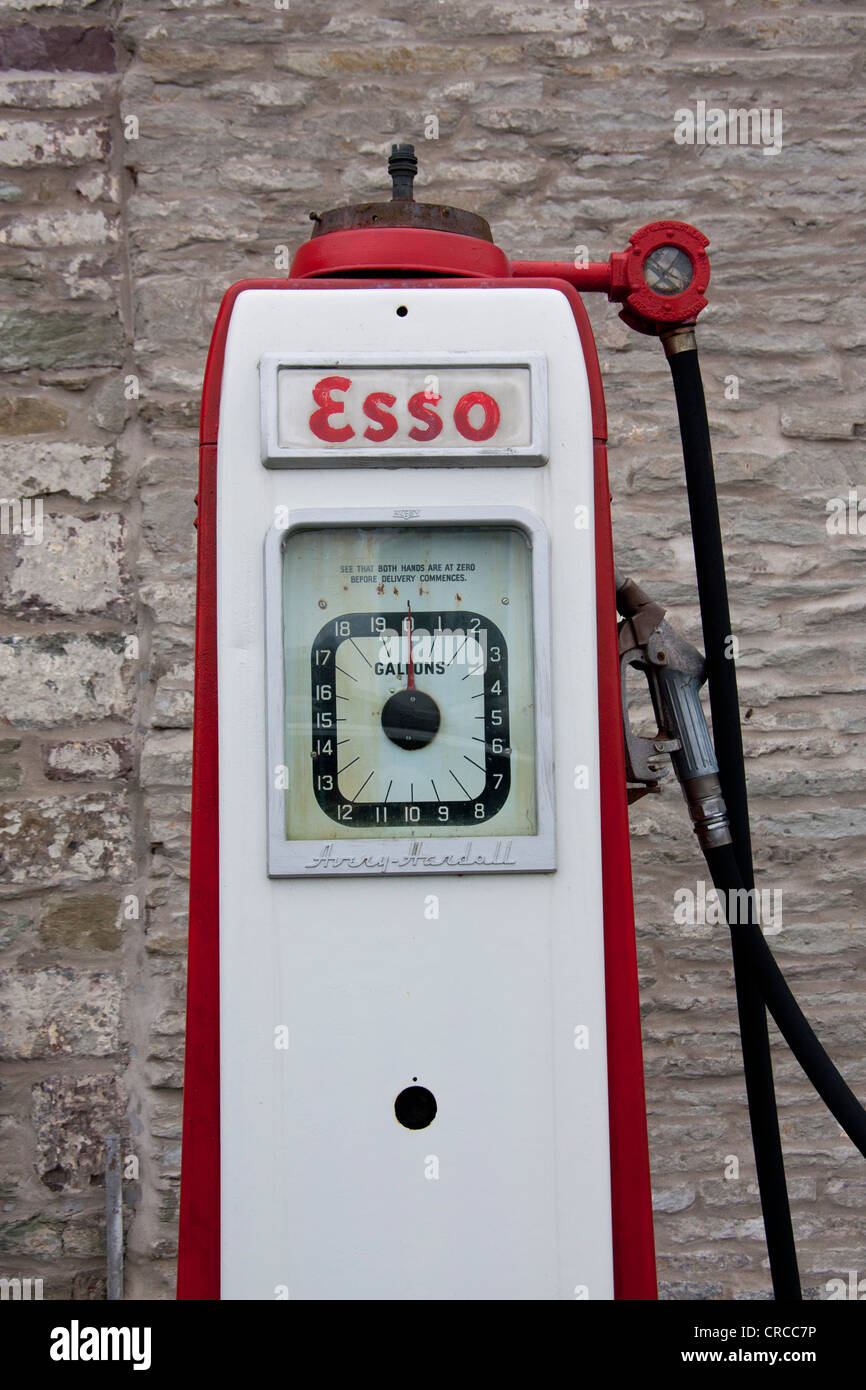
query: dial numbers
[
  {"left": 310, "top": 609, "right": 511, "bottom": 828},
  {"left": 280, "top": 522, "right": 537, "bottom": 842}
]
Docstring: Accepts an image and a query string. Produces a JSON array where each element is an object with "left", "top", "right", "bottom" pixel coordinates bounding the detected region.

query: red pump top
[{"left": 289, "top": 143, "right": 710, "bottom": 335}]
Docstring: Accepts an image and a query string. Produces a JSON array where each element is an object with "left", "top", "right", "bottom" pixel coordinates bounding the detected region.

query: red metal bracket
[
  {"left": 510, "top": 220, "right": 710, "bottom": 335},
  {"left": 290, "top": 219, "right": 710, "bottom": 338}
]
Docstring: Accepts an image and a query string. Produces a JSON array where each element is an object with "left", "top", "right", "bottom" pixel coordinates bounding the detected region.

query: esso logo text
[
  {"left": 309, "top": 375, "right": 501, "bottom": 444},
  {"left": 273, "top": 363, "right": 533, "bottom": 454}
]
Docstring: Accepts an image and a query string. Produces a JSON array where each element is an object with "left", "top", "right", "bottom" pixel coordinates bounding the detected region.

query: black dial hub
[{"left": 381, "top": 688, "right": 441, "bottom": 750}]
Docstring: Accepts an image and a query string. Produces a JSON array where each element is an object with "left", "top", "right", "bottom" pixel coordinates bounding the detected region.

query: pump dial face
[{"left": 281, "top": 525, "right": 537, "bottom": 840}]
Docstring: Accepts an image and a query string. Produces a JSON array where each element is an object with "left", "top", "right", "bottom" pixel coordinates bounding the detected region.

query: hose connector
[
  {"left": 660, "top": 322, "right": 697, "bottom": 357},
  {"left": 681, "top": 772, "right": 732, "bottom": 851}
]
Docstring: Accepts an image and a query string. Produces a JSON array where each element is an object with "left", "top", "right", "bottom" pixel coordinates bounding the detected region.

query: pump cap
[{"left": 308, "top": 143, "right": 494, "bottom": 243}]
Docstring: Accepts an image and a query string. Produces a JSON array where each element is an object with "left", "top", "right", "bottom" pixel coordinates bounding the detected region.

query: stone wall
[{"left": 0, "top": 0, "right": 864, "bottom": 1300}]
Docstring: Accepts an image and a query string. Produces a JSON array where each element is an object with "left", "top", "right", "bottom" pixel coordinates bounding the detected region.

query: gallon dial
[{"left": 281, "top": 523, "right": 537, "bottom": 840}]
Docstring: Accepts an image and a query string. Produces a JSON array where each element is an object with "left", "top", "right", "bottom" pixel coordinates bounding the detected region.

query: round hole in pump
[
  {"left": 395, "top": 1085, "right": 437, "bottom": 1130},
  {"left": 396, "top": 305, "right": 408, "bottom": 317}
]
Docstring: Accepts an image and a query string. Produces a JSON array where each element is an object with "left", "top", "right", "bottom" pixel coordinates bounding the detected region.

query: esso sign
[
  {"left": 271, "top": 361, "right": 538, "bottom": 457},
  {"left": 310, "top": 374, "right": 501, "bottom": 444}
]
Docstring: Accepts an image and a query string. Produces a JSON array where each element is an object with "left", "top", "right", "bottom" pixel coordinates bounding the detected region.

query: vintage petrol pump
[{"left": 177, "top": 146, "right": 866, "bottom": 1302}]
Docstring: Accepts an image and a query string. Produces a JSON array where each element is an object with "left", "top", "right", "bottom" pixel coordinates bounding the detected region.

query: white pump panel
[{"left": 216, "top": 287, "right": 612, "bottom": 1299}]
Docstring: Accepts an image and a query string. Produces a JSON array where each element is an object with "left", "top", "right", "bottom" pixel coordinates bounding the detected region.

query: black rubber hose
[
  {"left": 728, "top": 933, "right": 802, "bottom": 1299},
  {"left": 666, "top": 342, "right": 801, "bottom": 1299},
  {"left": 668, "top": 340, "right": 866, "bottom": 1267},
  {"left": 666, "top": 346, "right": 754, "bottom": 881},
  {"left": 708, "top": 843, "right": 866, "bottom": 1160}
]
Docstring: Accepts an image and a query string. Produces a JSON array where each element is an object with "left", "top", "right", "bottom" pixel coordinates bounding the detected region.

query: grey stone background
[{"left": 0, "top": 0, "right": 864, "bottom": 1301}]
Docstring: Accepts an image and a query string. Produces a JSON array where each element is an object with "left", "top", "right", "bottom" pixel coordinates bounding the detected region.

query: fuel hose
[
  {"left": 706, "top": 840, "right": 866, "bottom": 1159},
  {"left": 662, "top": 328, "right": 866, "bottom": 1298},
  {"left": 662, "top": 329, "right": 789, "bottom": 1296}
]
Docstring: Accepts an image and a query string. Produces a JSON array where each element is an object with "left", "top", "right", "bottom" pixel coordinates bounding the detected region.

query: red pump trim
[
  {"left": 177, "top": 444, "right": 220, "bottom": 1300},
  {"left": 179, "top": 271, "right": 655, "bottom": 1300},
  {"left": 290, "top": 226, "right": 509, "bottom": 280},
  {"left": 592, "top": 436, "right": 658, "bottom": 1299}
]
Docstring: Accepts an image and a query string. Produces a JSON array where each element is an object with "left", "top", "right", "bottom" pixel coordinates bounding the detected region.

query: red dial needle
[{"left": 405, "top": 601, "right": 415, "bottom": 690}]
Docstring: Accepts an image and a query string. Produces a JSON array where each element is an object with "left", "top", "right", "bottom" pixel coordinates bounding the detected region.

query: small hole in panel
[
  {"left": 395, "top": 1085, "right": 437, "bottom": 1130},
  {"left": 396, "top": 305, "right": 408, "bottom": 317}
]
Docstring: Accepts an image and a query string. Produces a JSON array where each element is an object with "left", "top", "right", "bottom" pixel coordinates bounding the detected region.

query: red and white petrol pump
[{"left": 177, "top": 144, "right": 717, "bottom": 1301}]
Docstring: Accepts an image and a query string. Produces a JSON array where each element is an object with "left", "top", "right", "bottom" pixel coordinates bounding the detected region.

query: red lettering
[
  {"left": 362, "top": 390, "right": 398, "bottom": 443},
  {"left": 453, "top": 390, "right": 500, "bottom": 442},
  {"left": 407, "top": 390, "right": 443, "bottom": 442},
  {"left": 309, "top": 375, "right": 354, "bottom": 442}
]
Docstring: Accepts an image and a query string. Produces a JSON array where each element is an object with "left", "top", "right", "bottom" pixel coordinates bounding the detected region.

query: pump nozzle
[{"left": 615, "top": 569, "right": 732, "bottom": 851}]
